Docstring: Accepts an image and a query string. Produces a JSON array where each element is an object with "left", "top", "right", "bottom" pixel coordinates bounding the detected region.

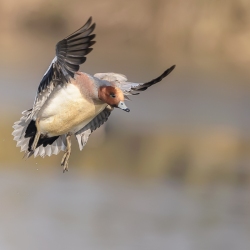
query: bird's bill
[{"left": 117, "top": 101, "right": 130, "bottom": 112}]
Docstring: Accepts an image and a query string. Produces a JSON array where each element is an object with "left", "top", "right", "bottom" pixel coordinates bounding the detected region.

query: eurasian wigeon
[{"left": 12, "top": 17, "right": 175, "bottom": 172}]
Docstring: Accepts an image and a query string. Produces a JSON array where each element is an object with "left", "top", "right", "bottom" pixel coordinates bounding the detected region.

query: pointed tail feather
[{"left": 13, "top": 109, "right": 67, "bottom": 158}]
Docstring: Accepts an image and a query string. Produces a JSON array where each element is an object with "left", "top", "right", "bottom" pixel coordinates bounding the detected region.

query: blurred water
[
  {"left": 0, "top": 169, "right": 249, "bottom": 250},
  {"left": 2, "top": 1, "right": 250, "bottom": 249}
]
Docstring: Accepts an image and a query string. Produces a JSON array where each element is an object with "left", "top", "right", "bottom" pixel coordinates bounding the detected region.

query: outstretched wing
[
  {"left": 75, "top": 106, "right": 113, "bottom": 150},
  {"left": 94, "top": 65, "right": 175, "bottom": 96},
  {"left": 30, "top": 17, "right": 96, "bottom": 120}
]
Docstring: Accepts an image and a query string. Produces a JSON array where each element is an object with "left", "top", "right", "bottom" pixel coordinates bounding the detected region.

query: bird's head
[{"left": 98, "top": 86, "right": 130, "bottom": 112}]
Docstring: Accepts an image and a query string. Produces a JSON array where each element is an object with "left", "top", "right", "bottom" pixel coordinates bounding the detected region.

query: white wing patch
[{"left": 29, "top": 75, "right": 56, "bottom": 121}]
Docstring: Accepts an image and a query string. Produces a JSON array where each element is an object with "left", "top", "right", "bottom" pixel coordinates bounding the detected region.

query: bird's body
[
  {"left": 12, "top": 17, "right": 176, "bottom": 172},
  {"left": 37, "top": 73, "right": 107, "bottom": 136}
]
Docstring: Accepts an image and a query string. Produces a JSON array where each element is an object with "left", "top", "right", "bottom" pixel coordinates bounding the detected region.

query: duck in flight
[{"left": 12, "top": 17, "right": 176, "bottom": 172}]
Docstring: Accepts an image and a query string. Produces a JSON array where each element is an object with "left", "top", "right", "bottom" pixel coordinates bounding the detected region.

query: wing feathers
[
  {"left": 56, "top": 17, "right": 95, "bottom": 78},
  {"left": 133, "top": 65, "right": 176, "bottom": 91},
  {"left": 64, "top": 57, "right": 86, "bottom": 65},
  {"left": 32, "top": 17, "right": 95, "bottom": 119},
  {"left": 68, "top": 34, "right": 95, "bottom": 44},
  {"left": 94, "top": 65, "right": 175, "bottom": 97},
  {"left": 64, "top": 17, "right": 93, "bottom": 40},
  {"left": 75, "top": 106, "right": 113, "bottom": 150}
]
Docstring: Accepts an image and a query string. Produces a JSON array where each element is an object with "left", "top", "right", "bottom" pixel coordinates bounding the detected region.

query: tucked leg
[
  {"left": 61, "top": 133, "right": 72, "bottom": 173},
  {"left": 24, "top": 130, "right": 41, "bottom": 158},
  {"left": 31, "top": 131, "right": 41, "bottom": 152}
]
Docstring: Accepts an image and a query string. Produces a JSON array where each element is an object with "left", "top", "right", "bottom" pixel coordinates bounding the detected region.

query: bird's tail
[{"left": 12, "top": 109, "right": 67, "bottom": 158}]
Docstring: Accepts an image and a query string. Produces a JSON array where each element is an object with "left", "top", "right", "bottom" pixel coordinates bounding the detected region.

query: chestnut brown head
[{"left": 98, "top": 86, "right": 130, "bottom": 112}]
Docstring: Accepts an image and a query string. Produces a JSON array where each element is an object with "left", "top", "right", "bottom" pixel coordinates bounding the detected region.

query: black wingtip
[
  {"left": 170, "top": 64, "right": 176, "bottom": 70},
  {"left": 85, "top": 16, "right": 93, "bottom": 28},
  {"left": 64, "top": 17, "right": 95, "bottom": 40},
  {"left": 90, "top": 23, "right": 96, "bottom": 32},
  {"left": 163, "top": 65, "right": 176, "bottom": 76},
  {"left": 134, "top": 64, "right": 176, "bottom": 91}
]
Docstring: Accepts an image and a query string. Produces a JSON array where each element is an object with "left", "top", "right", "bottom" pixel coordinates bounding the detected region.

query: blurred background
[{"left": 1, "top": 0, "right": 250, "bottom": 249}]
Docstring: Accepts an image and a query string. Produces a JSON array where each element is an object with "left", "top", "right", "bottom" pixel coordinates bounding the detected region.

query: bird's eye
[{"left": 110, "top": 93, "right": 116, "bottom": 98}]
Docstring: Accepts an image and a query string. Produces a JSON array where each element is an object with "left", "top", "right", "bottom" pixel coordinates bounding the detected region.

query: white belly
[{"left": 37, "top": 84, "right": 106, "bottom": 136}]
